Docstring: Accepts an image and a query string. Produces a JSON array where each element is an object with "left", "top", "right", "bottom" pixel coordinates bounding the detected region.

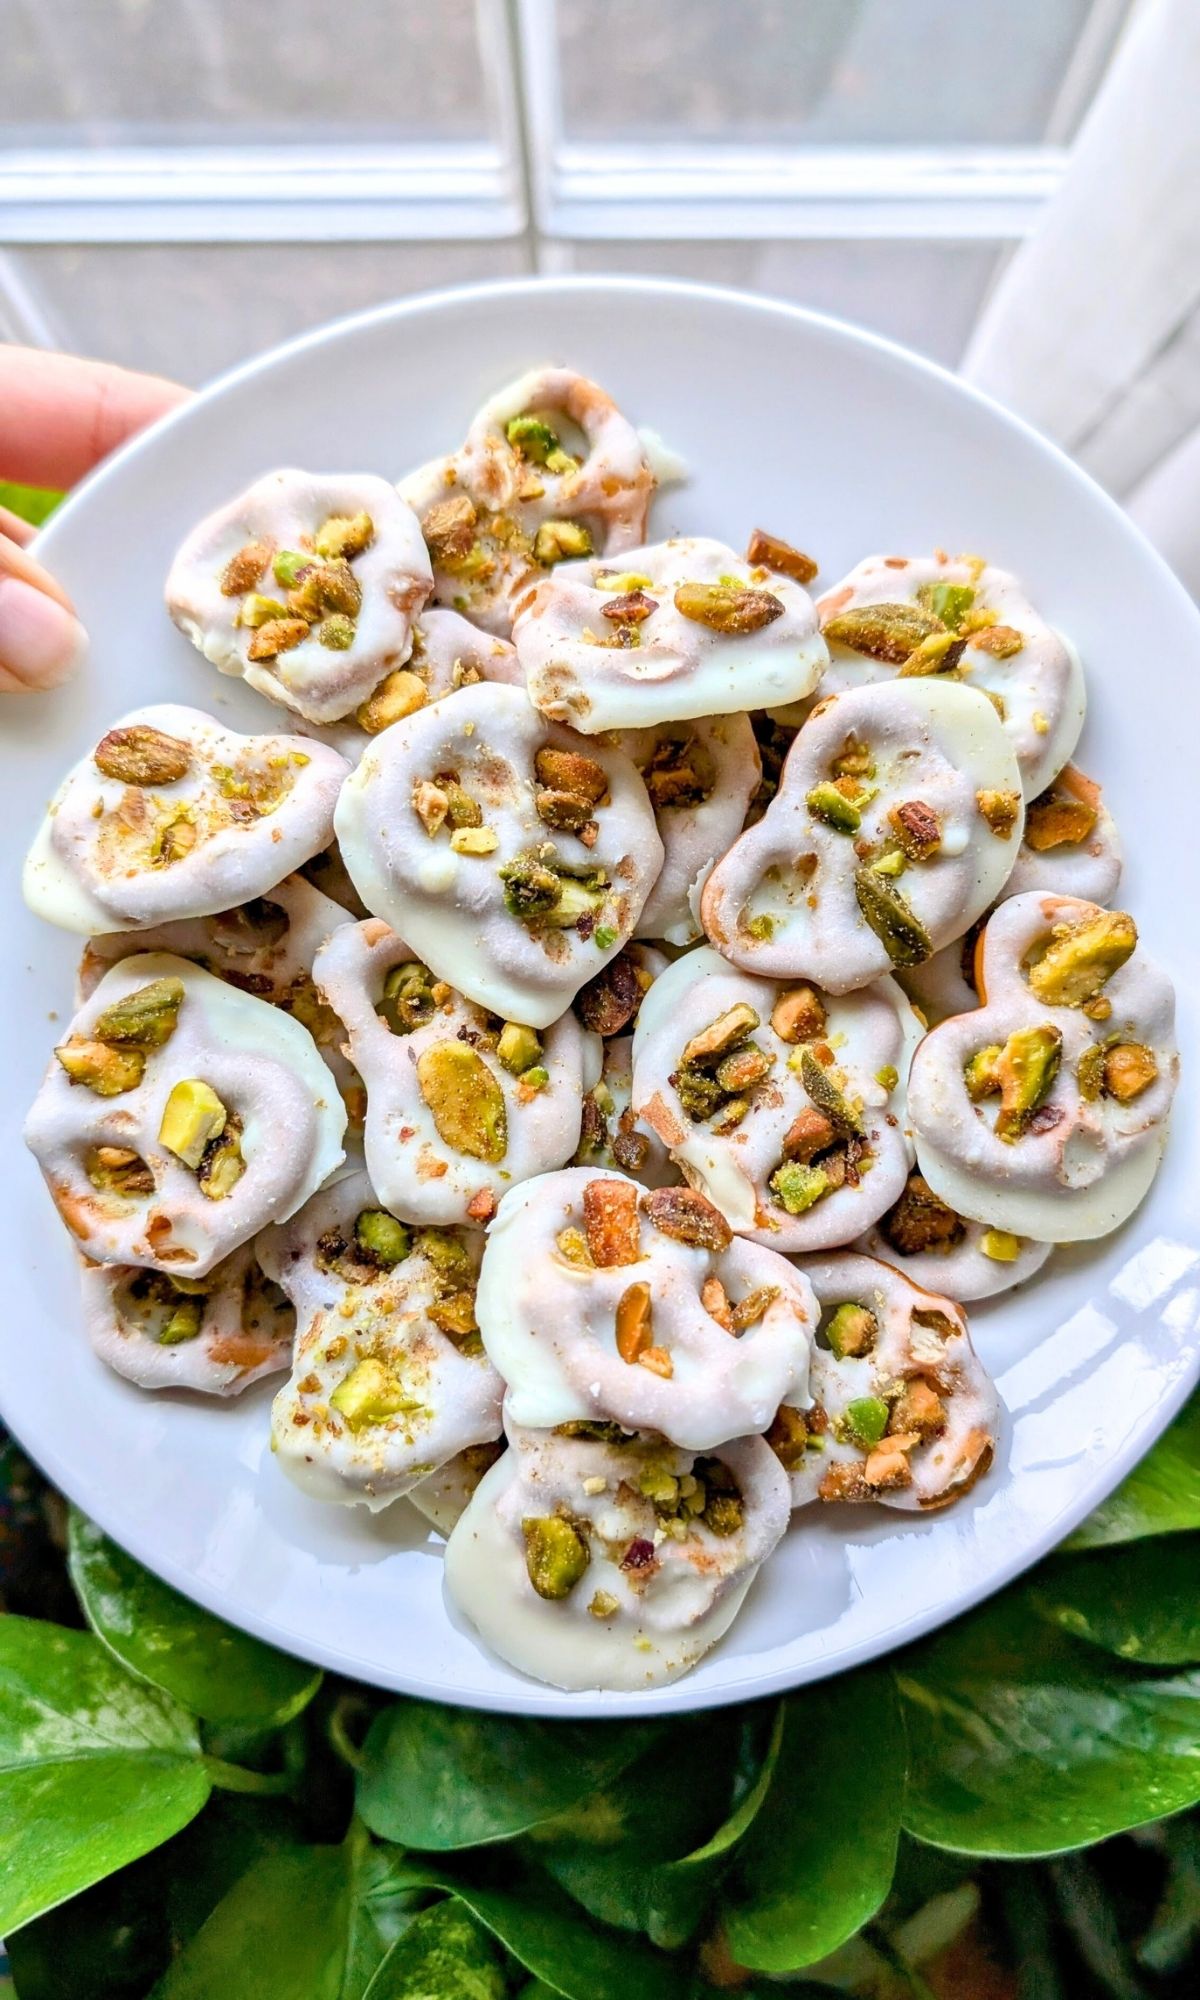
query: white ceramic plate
[{"left": 3, "top": 277, "right": 1197, "bottom": 1717}]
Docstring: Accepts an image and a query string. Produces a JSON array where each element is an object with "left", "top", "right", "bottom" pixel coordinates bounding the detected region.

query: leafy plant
[{"left": 2, "top": 1390, "right": 1198, "bottom": 1997}]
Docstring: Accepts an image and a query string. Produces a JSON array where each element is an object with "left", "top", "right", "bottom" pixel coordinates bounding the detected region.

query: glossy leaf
[
  {"left": 364, "top": 1900, "right": 506, "bottom": 1999},
  {"left": 724, "top": 1668, "right": 904, "bottom": 1970},
  {"left": 1033, "top": 1536, "right": 1200, "bottom": 1665},
  {"left": 645, "top": 1704, "right": 784, "bottom": 1949},
  {"left": 1067, "top": 1390, "right": 1200, "bottom": 1549},
  {"left": 151, "top": 1828, "right": 417, "bottom": 1999},
  {"left": 0, "top": 1617, "right": 211, "bottom": 1937},
  {"left": 898, "top": 1588, "right": 1200, "bottom": 1855},
  {"left": 358, "top": 1699, "right": 658, "bottom": 1849},
  {"left": 68, "top": 1510, "right": 322, "bottom": 1728},
  {"left": 393, "top": 1857, "right": 688, "bottom": 2000},
  {"left": 0, "top": 480, "right": 62, "bottom": 526}
]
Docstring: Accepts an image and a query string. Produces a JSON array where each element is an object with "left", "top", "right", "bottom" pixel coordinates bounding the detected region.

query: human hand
[{"left": 1, "top": 347, "right": 188, "bottom": 692}]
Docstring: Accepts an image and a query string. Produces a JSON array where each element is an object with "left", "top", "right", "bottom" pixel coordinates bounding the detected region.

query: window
[{"left": 0, "top": 0, "right": 1132, "bottom": 380}]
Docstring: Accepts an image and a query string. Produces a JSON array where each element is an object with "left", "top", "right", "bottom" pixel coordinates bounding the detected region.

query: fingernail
[{"left": 0, "top": 576, "right": 88, "bottom": 691}]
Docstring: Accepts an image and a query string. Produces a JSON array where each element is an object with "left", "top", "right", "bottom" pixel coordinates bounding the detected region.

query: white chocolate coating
[
  {"left": 898, "top": 924, "right": 983, "bottom": 1029},
  {"left": 294, "top": 608, "right": 522, "bottom": 762},
  {"left": 444, "top": 1417, "right": 790, "bottom": 1690},
  {"left": 408, "top": 1441, "right": 506, "bottom": 1537},
  {"left": 24, "top": 704, "right": 349, "bottom": 936},
  {"left": 334, "top": 682, "right": 663, "bottom": 1029},
  {"left": 817, "top": 552, "right": 1085, "bottom": 799},
  {"left": 908, "top": 893, "right": 1179, "bottom": 1242},
  {"left": 476, "top": 1167, "right": 815, "bottom": 1449},
  {"left": 777, "top": 1253, "right": 998, "bottom": 1511},
  {"left": 514, "top": 536, "right": 828, "bottom": 732},
  {"left": 263, "top": 1171, "right": 502, "bottom": 1509},
  {"left": 854, "top": 1170, "right": 1052, "bottom": 1301},
  {"left": 24, "top": 954, "right": 346, "bottom": 1276},
  {"left": 81, "top": 1245, "right": 294, "bottom": 1396},
  {"left": 632, "top": 948, "right": 921, "bottom": 1251},
  {"left": 400, "top": 367, "right": 655, "bottom": 635},
  {"left": 1003, "top": 765, "right": 1122, "bottom": 905},
  {"left": 613, "top": 713, "right": 760, "bottom": 943},
  {"left": 312, "top": 917, "right": 598, "bottom": 1226},
  {"left": 165, "top": 469, "right": 432, "bottom": 724},
  {"left": 702, "top": 679, "right": 1024, "bottom": 993},
  {"left": 574, "top": 1035, "right": 676, "bottom": 1189}
]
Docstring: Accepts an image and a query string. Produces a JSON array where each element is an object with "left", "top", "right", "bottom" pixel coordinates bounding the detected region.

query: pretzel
[
  {"left": 80, "top": 1244, "right": 294, "bottom": 1396},
  {"left": 166, "top": 469, "right": 432, "bottom": 724},
  {"left": 609, "top": 714, "right": 760, "bottom": 942},
  {"left": 855, "top": 1168, "right": 1052, "bottom": 1301},
  {"left": 631, "top": 946, "right": 921, "bottom": 1251},
  {"left": 293, "top": 607, "right": 522, "bottom": 762},
  {"left": 24, "top": 953, "right": 346, "bottom": 1276},
  {"left": 312, "top": 917, "right": 599, "bottom": 1227},
  {"left": 444, "top": 1416, "right": 790, "bottom": 1690},
  {"left": 513, "top": 535, "right": 827, "bottom": 732},
  {"left": 476, "top": 1166, "right": 815, "bottom": 1449},
  {"left": 1002, "top": 764, "right": 1122, "bottom": 904},
  {"left": 574, "top": 1035, "right": 675, "bottom": 1188},
  {"left": 400, "top": 367, "right": 655, "bottom": 635},
  {"left": 908, "top": 893, "right": 1179, "bottom": 1241},
  {"left": 816, "top": 551, "right": 1084, "bottom": 798},
  {"left": 408, "top": 1440, "right": 507, "bottom": 1537},
  {"left": 770, "top": 1253, "right": 998, "bottom": 1511},
  {"left": 333, "top": 681, "right": 663, "bottom": 1028},
  {"left": 701, "top": 679, "right": 1024, "bottom": 993},
  {"left": 23, "top": 704, "right": 349, "bottom": 936},
  {"left": 263, "top": 1170, "right": 502, "bottom": 1508}
]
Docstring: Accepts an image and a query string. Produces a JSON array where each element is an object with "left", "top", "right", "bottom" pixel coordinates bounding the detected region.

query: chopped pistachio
[
  {"left": 854, "top": 864, "right": 932, "bottom": 966},
  {"left": 770, "top": 986, "right": 826, "bottom": 1043},
  {"left": 356, "top": 668, "right": 426, "bottom": 734},
  {"left": 197, "top": 1117, "right": 245, "bottom": 1201},
  {"left": 994, "top": 1024, "right": 1062, "bottom": 1141},
  {"left": 522, "top": 1515, "right": 590, "bottom": 1599},
  {"left": 354, "top": 1208, "right": 411, "bottom": 1268},
  {"left": 56, "top": 1038, "right": 145, "bottom": 1096},
  {"left": 1102, "top": 1042, "right": 1158, "bottom": 1102},
  {"left": 770, "top": 1161, "right": 829, "bottom": 1214},
  {"left": 416, "top": 1041, "right": 507, "bottom": 1163},
  {"left": 964, "top": 1045, "right": 1003, "bottom": 1100},
  {"left": 825, "top": 1302, "right": 877, "bottom": 1359},
  {"left": 272, "top": 549, "right": 310, "bottom": 589},
  {"left": 378, "top": 960, "right": 436, "bottom": 1035},
  {"left": 506, "top": 414, "right": 578, "bottom": 476},
  {"left": 330, "top": 1358, "right": 415, "bottom": 1430},
  {"left": 898, "top": 630, "right": 967, "bottom": 677},
  {"left": 976, "top": 788, "right": 1021, "bottom": 839},
  {"left": 555, "top": 1226, "right": 593, "bottom": 1267},
  {"left": 841, "top": 1397, "right": 890, "bottom": 1448},
  {"left": 497, "top": 1022, "right": 542, "bottom": 1074},
  {"left": 972, "top": 622, "right": 1024, "bottom": 658},
  {"left": 288, "top": 557, "right": 361, "bottom": 623},
  {"left": 981, "top": 1229, "right": 1021, "bottom": 1262},
  {"left": 314, "top": 511, "right": 374, "bottom": 561},
  {"left": 674, "top": 580, "right": 784, "bottom": 634},
  {"left": 318, "top": 614, "right": 356, "bottom": 650},
  {"left": 593, "top": 924, "right": 618, "bottom": 950},
  {"left": 450, "top": 826, "right": 499, "bottom": 855},
  {"left": 824, "top": 600, "right": 943, "bottom": 663},
  {"left": 745, "top": 527, "right": 818, "bottom": 585},
  {"left": 158, "top": 1293, "right": 204, "bottom": 1345},
  {"left": 917, "top": 580, "right": 975, "bottom": 630},
  {"left": 238, "top": 593, "right": 292, "bottom": 630},
  {"left": 875, "top": 1064, "right": 899, "bottom": 1090},
  {"left": 534, "top": 520, "right": 593, "bottom": 566},
  {"left": 220, "top": 539, "right": 273, "bottom": 597},
  {"left": 544, "top": 875, "right": 607, "bottom": 929},
  {"left": 588, "top": 1590, "right": 619, "bottom": 1620},
  {"left": 159, "top": 1079, "right": 227, "bottom": 1170},
  {"left": 93, "top": 977, "right": 184, "bottom": 1051},
  {"left": 247, "top": 616, "right": 309, "bottom": 661},
  {"left": 1024, "top": 790, "right": 1098, "bottom": 852},
  {"left": 1027, "top": 911, "right": 1137, "bottom": 1008},
  {"left": 798, "top": 1045, "right": 864, "bottom": 1137},
  {"left": 807, "top": 781, "right": 861, "bottom": 833},
  {"left": 682, "top": 1005, "right": 759, "bottom": 1067},
  {"left": 94, "top": 725, "right": 191, "bottom": 787},
  {"left": 85, "top": 1145, "right": 154, "bottom": 1197},
  {"left": 520, "top": 1064, "right": 550, "bottom": 1091}
]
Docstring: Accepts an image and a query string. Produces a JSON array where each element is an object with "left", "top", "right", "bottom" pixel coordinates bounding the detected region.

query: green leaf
[
  {"left": 1067, "top": 1390, "right": 1200, "bottom": 1549},
  {"left": 68, "top": 1510, "right": 322, "bottom": 1728},
  {"left": 723, "top": 1668, "right": 904, "bottom": 1971},
  {"left": 898, "top": 1587, "right": 1200, "bottom": 1856},
  {"left": 364, "top": 1900, "right": 506, "bottom": 1999},
  {"left": 1033, "top": 1536, "right": 1200, "bottom": 1665},
  {"left": 0, "top": 1616, "right": 211, "bottom": 1936},
  {"left": 645, "top": 1705, "right": 783, "bottom": 1949},
  {"left": 357, "top": 1699, "right": 658, "bottom": 1849},
  {"left": 151, "top": 1829, "right": 418, "bottom": 2000},
  {"left": 392, "top": 1857, "right": 687, "bottom": 2000},
  {"left": 0, "top": 480, "right": 62, "bottom": 526}
]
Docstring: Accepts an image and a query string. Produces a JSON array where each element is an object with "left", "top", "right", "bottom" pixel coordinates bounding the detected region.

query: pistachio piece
[
  {"left": 198, "top": 1117, "right": 246, "bottom": 1202},
  {"left": 765, "top": 1404, "right": 812, "bottom": 1471},
  {"left": 416, "top": 1042, "right": 507, "bottom": 1164},
  {"left": 701, "top": 1274, "right": 734, "bottom": 1331},
  {"left": 574, "top": 949, "right": 648, "bottom": 1036},
  {"left": 714, "top": 1044, "right": 773, "bottom": 1094},
  {"left": 94, "top": 725, "right": 192, "bottom": 787},
  {"left": 854, "top": 864, "right": 932, "bottom": 966},
  {"left": 972, "top": 623, "right": 1024, "bottom": 657},
  {"left": 499, "top": 855, "right": 563, "bottom": 920},
  {"left": 56, "top": 1038, "right": 145, "bottom": 1096},
  {"left": 288, "top": 557, "right": 362, "bottom": 623},
  {"left": 377, "top": 959, "right": 436, "bottom": 1036},
  {"left": 159, "top": 1079, "right": 228, "bottom": 1170},
  {"left": 85, "top": 1145, "right": 154, "bottom": 1196},
  {"left": 238, "top": 593, "right": 292, "bottom": 629},
  {"left": 158, "top": 1292, "right": 204, "bottom": 1345},
  {"left": 412, "top": 780, "right": 450, "bottom": 836},
  {"left": 994, "top": 1024, "right": 1062, "bottom": 1141},
  {"left": 823, "top": 601, "right": 943, "bottom": 664},
  {"left": 615, "top": 1280, "right": 653, "bottom": 1364},
  {"left": 422, "top": 495, "right": 478, "bottom": 565},
  {"left": 841, "top": 1396, "right": 890, "bottom": 1449},
  {"left": 798, "top": 1046, "right": 865, "bottom": 1137},
  {"left": 354, "top": 1208, "right": 410, "bottom": 1268},
  {"left": 915, "top": 580, "right": 975, "bottom": 630},
  {"left": 318, "top": 614, "right": 356, "bottom": 651},
  {"left": 888, "top": 799, "right": 942, "bottom": 862},
  {"left": 353, "top": 668, "right": 426, "bottom": 734},
  {"left": 879, "top": 1172, "right": 965, "bottom": 1255},
  {"left": 247, "top": 617, "right": 310, "bottom": 661},
  {"left": 640, "top": 1185, "right": 732, "bottom": 1251},
  {"left": 330, "top": 1358, "right": 416, "bottom": 1430},
  {"left": 582, "top": 1177, "right": 641, "bottom": 1267},
  {"left": 496, "top": 1022, "right": 542, "bottom": 1075},
  {"left": 976, "top": 788, "right": 1021, "bottom": 839},
  {"left": 1024, "top": 789, "right": 1098, "bottom": 852},
  {"left": 314, "top": 511, "right": 375, "bottom": 561},
  {"left": 601, "top": 588, "right": 657, "bottom": 625},
  {"left": 219, "top": 539, "right": 273, "bottom": 597},
  {"left": 534, "top": 746, "right": 608, "bottom": 803},
  {"left": 981, "top": 1228, "right": 1021, "bottom": 1262},
  {"left": 505, "top": 415, "right": 578, "bottom": 476},
  {"left": 272, "top": 550, "right": 309, "bottom": 589},
  {"left": 536, "top": 788, "right": 597, "bottom": 833},
  {"left": 674, "top": 580, "right": 784, "bottom": 634},
  {"left": 1027, "top": 911, "right": 1137, "bottom": 1008},
  {"left": 92, "top": 977, "right": 185, "bottom": 1051},
  {"left": 964, "top": 1045, "right": 1003, "bottom": 1100},
  {"left": 522, "top": 1515, "right": 590, "bottom": 1600},
  {"left": 534, "top": 520, "right": 593, "bottom": 566},
  {"left": 681, "top": 1004, "right": 759, "bottom": 1067},
  {"left": 825, "top": 1301, "right": 877, "bottom": 1359},
  {"left": 745, "top": 528, "right": 818, "bottom": 586},
  {"left": 731, "top": 1285, "right": 779, "bottom": 1331},
  {"left": 413, "top": 1227, "right": 475, "bottom": 1291},
  {"left": 1102, "top": 1042, "right": 1158, "bottom": 1102},
  {"left": 151, "top": 812, "right": 198, "bottom": 867},
  {"left": 781, "top": 1106, "right": 836, "bottom": 1163},
  {"left": 440, "top": 781, "right": 482, "bottom": 829},
  {"left": 770, "top": 1161, "right": 829, "bottom": 1214},
  {"left": 807, "top": 781, "right": 861, "bottom": 833},
  {"left": 770, "top": 985, "right": 827, "bottom": 1043},
  {"left": 450, "top": 826, "right": 498, "bottom": 855}
]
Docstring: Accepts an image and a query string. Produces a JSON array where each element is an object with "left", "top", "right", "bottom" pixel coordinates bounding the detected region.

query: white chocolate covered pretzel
[
  {"left": 24, "top": 954, "right": 346, "bottom": 1276},
  {"left": 312, "top": 918, "right": 598, "bottom": 1227},
  {"left": 908, "top": 893, "right": 1178, "bottom": 1242},
  {"left": 701, "top": 679, "right": 1024, "bottom": 993},
  {"left": 854, "top": 1169, "right": 1052, "bottom": 1302},
  {"left": 513, "top": 536, "right": 828, "bottom": 732},
  {"left": 334, "top": 681, "right": 663, "bottom": 1029},
  {"left": 263, "top": 1171, "right": 502, "bottom": 1509},
  {"left": 81, "top": 1244, "right": 294, "bottom": 1396},
  {"left": 476, "top": 1167, "right": 815, "bottom": 1449},
  {"left": 769, "top": 1253, "right": 998, "bottom": 1512},
  {"left": 408, "top": 1440, "right": 506, "bottom": 1537},
  {"left": 294, "top": 608, "right": 522, "bottom": 762},
  {"left": 444, "top": 1416, "right": 790, "bottom": 1690},
  {"left": 1002, "top": 765, "right": 1121, "bottom": 904},
  {"left": 613, "top": 714, "right": 760, "bottom": 943},
  {"left": 631, "top": 947, "right": 921, "bottom": 1251},
  {"left": 817, "top": 552, "right": 1084, "bottom": 798},
  {"left": 400, "top": 367, "right": 655, "bottom": 635},
  {"left": 24, "top": 705, "right": 349, "bottom": 937},
  {"left": 166, "top": 469, "right": 432, "bottom": 724}
]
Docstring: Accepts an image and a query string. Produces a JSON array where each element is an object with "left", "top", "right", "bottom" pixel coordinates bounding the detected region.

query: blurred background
[{"left": 1, "top": 0, "right": 1198, "bottom": 588}]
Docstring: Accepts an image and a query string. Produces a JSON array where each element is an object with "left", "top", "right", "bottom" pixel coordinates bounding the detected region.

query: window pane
[
  {"left": 556, "top": 0, "right": 1122, "bottom": 146},
  {"left": 2, "top": 0, "right": 493, "bottom": 145}
]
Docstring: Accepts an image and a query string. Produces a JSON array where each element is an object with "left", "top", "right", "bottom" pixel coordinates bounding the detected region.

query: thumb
[{"left": 0, "top": 529, "right": 88, "bottom": 692}]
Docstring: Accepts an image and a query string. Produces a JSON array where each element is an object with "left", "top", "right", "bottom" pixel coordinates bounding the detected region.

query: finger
[
  {"left": 0, "top": 534, "right": 87, "bottom": 691},
  {"left": 0, "top": 504, "right": 34, "bottom": 548},
  {"left": 0, "top": 347, "right": 189, "bottom": 490}
]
